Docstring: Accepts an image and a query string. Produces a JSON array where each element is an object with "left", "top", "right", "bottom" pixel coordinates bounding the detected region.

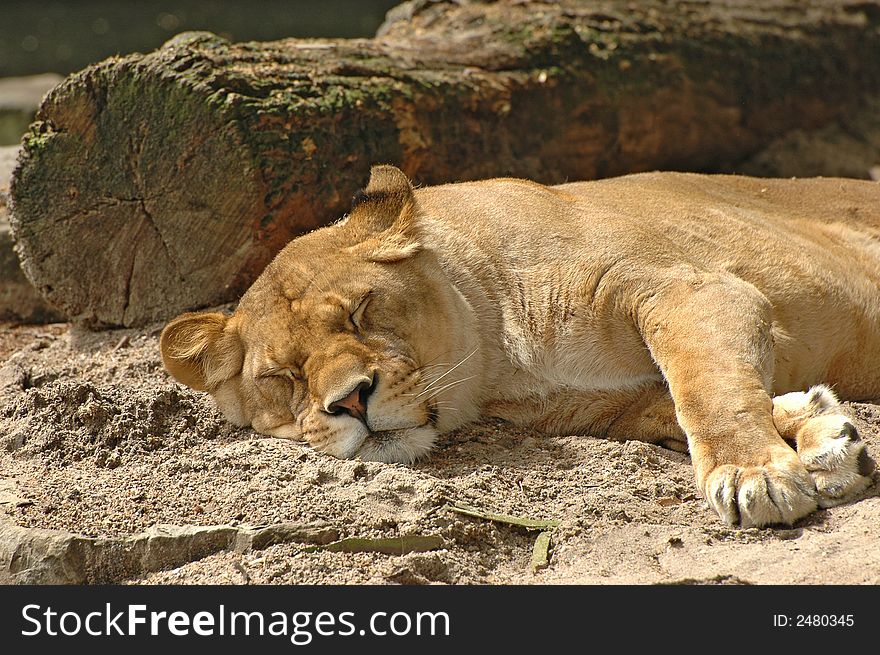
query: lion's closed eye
[
  {"left": 347, "top": 293, "right": 372, "bottom": 333},
  {"left": 259, "top": 366, "right": 302, "bottom": 382},
  {"left": 282, "top": 368, "right": 303, "bottom": 382}
]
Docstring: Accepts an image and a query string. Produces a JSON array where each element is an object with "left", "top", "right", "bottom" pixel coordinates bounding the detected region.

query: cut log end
[{"left": 10, "top": 48, "right": 268, "bottom": 327}]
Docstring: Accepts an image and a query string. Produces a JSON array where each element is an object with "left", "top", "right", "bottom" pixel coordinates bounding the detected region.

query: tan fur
[{"left": 161, "top": 165, "right": 879, "bottom": 527}]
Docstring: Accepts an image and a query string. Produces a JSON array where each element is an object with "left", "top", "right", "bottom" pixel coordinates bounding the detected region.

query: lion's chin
[
  {"left": 353, "top": 425, "right": 438, "bottom": 464},
  {"left": 264, "top": 422, "right": 438, "bottom": 464}
]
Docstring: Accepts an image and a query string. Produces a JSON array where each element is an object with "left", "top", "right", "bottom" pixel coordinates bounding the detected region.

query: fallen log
[{"left": 10, "top": 0, "right": 880, "bottom": 327}]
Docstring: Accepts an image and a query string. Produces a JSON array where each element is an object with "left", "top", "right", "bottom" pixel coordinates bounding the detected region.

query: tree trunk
[{"left": 10, "top": 0, "right": 880, "bottom": 327}]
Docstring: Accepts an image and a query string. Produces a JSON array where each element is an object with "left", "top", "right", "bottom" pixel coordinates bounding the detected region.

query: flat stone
[
  {"left": 235, "top": 522, "right": 339, "bottom": 552},
  {"left": 0, "top": 74, "right": 63, "bottom": 146},
  {"left": 0, "top": 518, "right": 337, "bottom": 584}
]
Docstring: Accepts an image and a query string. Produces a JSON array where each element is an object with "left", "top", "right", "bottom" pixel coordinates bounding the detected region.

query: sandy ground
[{"left": 1, "top": 318, "right": 878, "bottom": 585}]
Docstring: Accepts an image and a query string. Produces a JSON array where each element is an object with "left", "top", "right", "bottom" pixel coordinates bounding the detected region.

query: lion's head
[{"left": 160, "top": 165, "right": 481, "bottom": 463}]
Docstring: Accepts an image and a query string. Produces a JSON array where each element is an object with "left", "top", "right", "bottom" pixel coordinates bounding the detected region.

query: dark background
[{"left": 0, "top": 0, "right": 400, "bottom": 77}]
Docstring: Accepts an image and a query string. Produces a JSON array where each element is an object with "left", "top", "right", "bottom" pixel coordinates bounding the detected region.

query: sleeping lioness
[{"left": 161, "top": 165, "right": 879, "bottom": 527}]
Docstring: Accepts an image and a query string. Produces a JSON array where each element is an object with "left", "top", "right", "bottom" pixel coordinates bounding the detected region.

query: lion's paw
[
  {"left": 796, "top": 414, "right": 875, "bottom": 507},
  {"left": 773, "top": 385, "right": 876, "bottom": 508},
  {"left": 704, "top": 458, "right": 817, "bottom": 527}
]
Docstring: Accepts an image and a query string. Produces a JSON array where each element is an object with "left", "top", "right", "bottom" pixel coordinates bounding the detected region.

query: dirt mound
[{"left": 1, "top": 380, "right": 237, "bottom": 467}]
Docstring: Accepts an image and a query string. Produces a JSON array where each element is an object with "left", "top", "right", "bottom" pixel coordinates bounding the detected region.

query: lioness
[{"left": 161, "top": 165, "right": 878, "bottom": 527}]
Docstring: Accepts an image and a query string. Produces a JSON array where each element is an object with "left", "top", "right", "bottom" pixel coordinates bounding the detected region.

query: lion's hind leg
[{"left": 773, "top": 385, "right": 876, "bottom": 507}]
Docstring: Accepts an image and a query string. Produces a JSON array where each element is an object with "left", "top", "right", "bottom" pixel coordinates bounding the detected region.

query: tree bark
[{"left": 10, "top": 0, "right": 880, "bottom": 327}]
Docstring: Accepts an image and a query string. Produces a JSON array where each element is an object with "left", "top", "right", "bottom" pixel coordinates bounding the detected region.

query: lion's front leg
[{"left": 636, "top": 272, "right": 819, "bottom": 527}]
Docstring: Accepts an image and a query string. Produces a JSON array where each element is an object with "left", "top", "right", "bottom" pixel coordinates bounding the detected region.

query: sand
[{"left": 1, "top": 317, "right": 877, "bottom": 585}]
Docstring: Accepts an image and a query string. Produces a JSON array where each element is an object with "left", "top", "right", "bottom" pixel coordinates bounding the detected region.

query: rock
[
  {"left": 136, "top": 524, "right": 239, "bottom": 574},
  {"left": 0, "top": 74, "right": 63, "bottom": 146},
  {"left": 0, "top": 518, "right": 338, "bottom": 584},
  {"left": 0, "top": 521, "right": 91, "bottom": 584},
  {"left": 235, "top": 522, "right": 340, "bottom": 552},
  {"left": 0, "top": 144, "right": 65, "bottom": 323}
]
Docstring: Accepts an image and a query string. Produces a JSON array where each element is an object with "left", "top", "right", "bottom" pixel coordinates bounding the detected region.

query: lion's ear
[
  {"left": 355, "top": 164, "right": 415, "bottom": 232},
  {"left": 160, "top": 312, "right": 243, "bottom": 391},
  {"left": 346, "top": 164, "right": 422, "bottom": 262}
]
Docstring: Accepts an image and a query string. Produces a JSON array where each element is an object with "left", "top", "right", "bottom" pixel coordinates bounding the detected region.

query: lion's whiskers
[
  {"left": 416, "top": 363, "right": 451, "bottom": 374},
  {"left": 419, "top": 348, "right": 478, "bottom": 394},
  {"left": 409, "top": 375, "right": 476, "bottom": 405}
]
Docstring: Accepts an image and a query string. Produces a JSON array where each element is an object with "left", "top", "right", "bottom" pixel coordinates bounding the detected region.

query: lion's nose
[{"left": 324, "top": 375, "right": 375, "bottom": 423}]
